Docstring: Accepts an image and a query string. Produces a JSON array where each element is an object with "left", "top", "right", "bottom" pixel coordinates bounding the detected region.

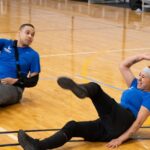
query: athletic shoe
[
  {"left": 135, "top": 8, "right": 142, "bottom": 13},
  {"left": 57, "top": 77, "right": 88, "bottom": 98},
  {"left": 18, "top": 130, "right": 42, "bottom": 150}
]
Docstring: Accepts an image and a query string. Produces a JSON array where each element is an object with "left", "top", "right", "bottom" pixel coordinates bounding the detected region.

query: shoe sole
[
  {"left": 18, "top": 130, "right": 37, "bottom": 150},
  {"left": 57, "top": 77, "right": 87, "bottom": 98}
]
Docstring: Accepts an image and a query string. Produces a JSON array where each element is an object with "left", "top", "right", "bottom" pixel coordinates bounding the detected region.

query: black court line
[
  {"left": 141, "top": 126, "right": 150, "bottom": 128},
  {"left": 0, "top": 138, "right": 150, "bottom": 147},
  {"left": 0, "top": 126, "right": 150, "bottom": 134},
  {"left": 0, "top": 128, "right": 59, "bottom": 134},
  {"left": 0, "top": 127, "right": 150, "bottom": 147},
  {"left": 0, "top": 140, "right": 85, "bottom": 147}
]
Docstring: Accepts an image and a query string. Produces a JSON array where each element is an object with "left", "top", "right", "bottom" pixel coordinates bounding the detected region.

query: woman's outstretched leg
[
  {"left": 18, "top": 120, "right": 108, "bottom": 150},
  {"left": 18, "top": 129, "right": 69, "bottom": 150},
  {"left": 18, "top": 129, "right": 68, "bottom": 150}
]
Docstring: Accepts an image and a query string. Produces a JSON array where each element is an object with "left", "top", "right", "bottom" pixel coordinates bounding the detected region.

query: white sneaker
[{"left": 135, "top": 8, "right": 142, "bottom": 13}]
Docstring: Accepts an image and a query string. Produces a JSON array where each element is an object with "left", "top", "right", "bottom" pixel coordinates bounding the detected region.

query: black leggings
[{"left": 61, "top": 82, "right": 135, "bottom": 142}]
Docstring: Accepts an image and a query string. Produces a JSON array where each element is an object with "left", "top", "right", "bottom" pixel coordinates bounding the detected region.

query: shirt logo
[
  {"left": 4, "top": 46, "right": 12, "bottom": 53},
  {"left": 129, "top": 87, "right": 134, "bottom": 90}
]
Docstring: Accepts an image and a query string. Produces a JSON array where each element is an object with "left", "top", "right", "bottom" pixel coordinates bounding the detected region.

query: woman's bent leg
[{"left": 84, "top": 83, "right": 135, "bottom": 137}]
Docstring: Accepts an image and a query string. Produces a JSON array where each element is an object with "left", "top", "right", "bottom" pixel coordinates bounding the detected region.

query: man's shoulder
[
  {"left": 0, "top": 39, "right": 13, "bottom": 51},
  {"left": 25, "top": 47, "right": 40, "bottom": 57},
  {"left": 0, "top": 38, "right": 12, "bottom": 44}
]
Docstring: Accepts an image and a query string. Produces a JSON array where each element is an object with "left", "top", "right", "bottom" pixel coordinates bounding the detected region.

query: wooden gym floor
[{"left": 0, "top": 0, "right": 150, "bottom": 149}]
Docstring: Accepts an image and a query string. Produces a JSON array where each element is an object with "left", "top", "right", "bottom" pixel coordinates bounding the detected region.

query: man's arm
[
  {"left": 119, "top": 54, "right": 150, "bottom": 87},
  {"left": 106, "top": 106, "right": 150, "bottom": 148},
  {"left": 1, "top": 72, "right": 39, "bottom": 88}
]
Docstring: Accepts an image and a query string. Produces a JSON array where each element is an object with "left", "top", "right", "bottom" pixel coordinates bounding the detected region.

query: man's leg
[{"left": 0, "top": 84, "right": 23, "bottom": 106}]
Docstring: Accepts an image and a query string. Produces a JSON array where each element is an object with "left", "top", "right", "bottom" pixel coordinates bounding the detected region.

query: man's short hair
[{"left": 19, "top": 23, "right": 35, "bottom": 30}]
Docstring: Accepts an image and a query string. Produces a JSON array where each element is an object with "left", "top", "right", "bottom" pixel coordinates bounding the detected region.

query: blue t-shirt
[
  {"left": 0, "top": 39, "right": 41, "bottom": 78},
  {"left": 120, "top": 79, "right": 150, "bottom": 117}
]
